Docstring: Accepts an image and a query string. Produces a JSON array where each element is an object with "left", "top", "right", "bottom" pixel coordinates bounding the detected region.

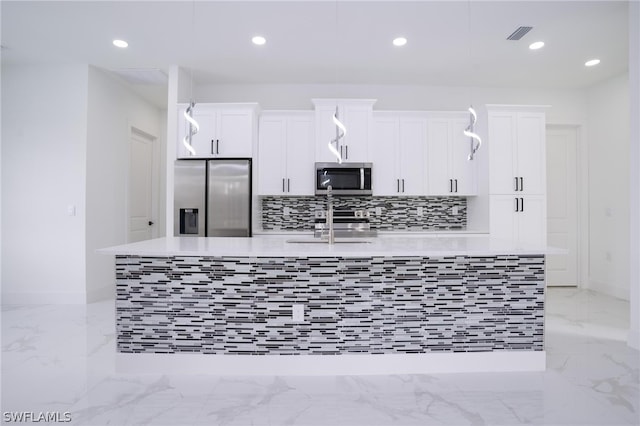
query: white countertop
[{"left": 99, "top": 235, "right": 563, "bottom": 257}]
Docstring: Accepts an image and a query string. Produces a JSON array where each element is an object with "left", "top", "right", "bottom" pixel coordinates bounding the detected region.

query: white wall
[
  {"left": 85, "top": 66, "right": 164, "bottom": 302},
  {"left": 1, "top": 64, "right": 163, "bottom": 304},
  {"left": 628, "top": 0, "right": 639, "bottom": 350},
  {"left": 586, "top": 74, "right": 630, "bottom": 301},
  {"left": 1, "top": 64, "right": 89, "bottom": 303}
]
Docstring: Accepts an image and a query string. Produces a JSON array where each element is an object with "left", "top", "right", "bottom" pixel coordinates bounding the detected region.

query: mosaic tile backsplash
[
  {"left": 260, "top": 196, "right": 467, "bottom": 231},
  {"left": 116, "top": 254, "right": 545, "bottom": 355}
]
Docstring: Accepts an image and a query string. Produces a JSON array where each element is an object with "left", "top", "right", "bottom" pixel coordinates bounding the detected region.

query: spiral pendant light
[
  {"left": 182, "top": 101, "right": 199, "bottom": 156},
  {"left": 329, "top": 106, "right": 346, "bottom": 163},
  {"left": 464, "top": 106, "right": 482, "bottom": 160},
  {"left": 327, "top": 1, "right": 346, "bottom": 164},
  {"left": 182, "top": 0, "right": 199, "bottom": 156},
  {"left": 464, "top": 2, "right": 482, "bottom": 161}
]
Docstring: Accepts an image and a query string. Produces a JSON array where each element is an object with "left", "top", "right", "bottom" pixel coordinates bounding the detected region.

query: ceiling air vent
[{"left": 506, "top": 26, "right": 533, "bottom": 41}]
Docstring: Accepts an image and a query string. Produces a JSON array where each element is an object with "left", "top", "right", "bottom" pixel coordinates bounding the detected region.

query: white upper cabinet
[
  {"left": 488, "top": 105, "right": 548, "bottom": 245},
  {"left": 177, "top": 103, "right": 258, "bottom": 158},
  {"left": 488, "top": 108, "right": 546, "bottom": 195},
  {"left": 371, "top": 112, "right": 427, "bottom": 196},
  {"left": 258, "top": 111, "right": 315, "bottom": 196},
  {"left": 312, "top": 99, "right": 376, "bottom": 163},
  {"left": 426, "top": 113, "right": 477, "bottom": 196}
]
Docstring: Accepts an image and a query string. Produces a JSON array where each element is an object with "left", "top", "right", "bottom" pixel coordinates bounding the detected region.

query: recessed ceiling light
[
  {"left": 529, "top": 41, "right": 545, "bottom": 50},
  {"left": 112, "top": 39, "right": 128, "bottom": 48},
  {"left": 252, "top": 36, "right": 266, "bottom": 46},
  {"left": 585, "top": 59, "right": 601, "bottom": 67},
  {"left": 393, "top": 37, "right": 407, "bottom": 47}
]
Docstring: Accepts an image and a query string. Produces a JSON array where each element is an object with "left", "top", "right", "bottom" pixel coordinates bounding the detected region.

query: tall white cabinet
[
  {"left": 258, "top": 111, "right": 315, "bottom": 196},
  {"left": 371, "top": 112, "right": 427, "bottom": 195},
  {"left": 177, "top": 103, "right": 259, "bottom": 158},
  {"left": 488, "top": 105, "right": 547, "bottom": 245},
  {"left": 312, "top": 99, "right": 376, "bottom": 163}
]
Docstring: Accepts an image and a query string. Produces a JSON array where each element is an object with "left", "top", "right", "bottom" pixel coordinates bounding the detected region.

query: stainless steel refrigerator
[{"left": 174, "top": 159, "right": 252, "bottom": 237}]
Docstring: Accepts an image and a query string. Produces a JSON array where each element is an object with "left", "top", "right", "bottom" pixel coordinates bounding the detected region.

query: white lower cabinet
[
  {"left": 258, "top": 112, "right": 314, "bottom": 196},
  {"left": 426, "top": 114, "right": 477, "bottom": 196},
  {"left": 490, "top": 195, "right": 546, "bottom": 245},
  {"left": 371, "top": 113, "right": 427, "bottom": 196}
]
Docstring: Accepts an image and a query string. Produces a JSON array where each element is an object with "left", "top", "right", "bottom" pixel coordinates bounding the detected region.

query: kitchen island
[{"left": 100, "top": 235, "right": 556, "bottom": 375}]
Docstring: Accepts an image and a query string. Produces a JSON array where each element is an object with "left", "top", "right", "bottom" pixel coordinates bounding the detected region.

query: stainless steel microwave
[{"left": 315, "top": 162, "right": 372, "bottom": 196}]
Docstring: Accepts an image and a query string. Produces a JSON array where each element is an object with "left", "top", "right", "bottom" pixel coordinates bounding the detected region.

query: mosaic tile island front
[{"left": 116, "top": 254, "right": 544, "bottom": 356}]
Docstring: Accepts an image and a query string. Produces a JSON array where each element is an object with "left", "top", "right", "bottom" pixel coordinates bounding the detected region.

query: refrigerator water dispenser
[{"left": 179, "top": 208, "right": 199, "bottom": 234}]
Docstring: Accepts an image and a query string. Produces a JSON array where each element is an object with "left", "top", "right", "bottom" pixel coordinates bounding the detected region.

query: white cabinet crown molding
[{"left": 485, "top": 104, "right": 551, "bottom": 112}]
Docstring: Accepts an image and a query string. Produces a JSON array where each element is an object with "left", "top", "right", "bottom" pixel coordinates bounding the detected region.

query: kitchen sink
[{"left": 285, "top": 239, "right": 372, "bottom": 244}]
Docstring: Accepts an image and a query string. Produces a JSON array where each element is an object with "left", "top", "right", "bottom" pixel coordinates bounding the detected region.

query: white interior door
[
  {"left": 546, "top": 126, "right": 579, "bottom": 286},
  {"left": 128, "top": 131, "right": 155, "bottom": 243}
]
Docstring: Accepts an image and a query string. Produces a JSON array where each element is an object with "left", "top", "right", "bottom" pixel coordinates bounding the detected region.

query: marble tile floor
[{"left": 1, "top": 288, "right": 638, "bottom": 426}]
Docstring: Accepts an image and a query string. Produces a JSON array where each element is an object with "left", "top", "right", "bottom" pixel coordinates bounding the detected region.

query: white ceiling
[{"left": 1, "top": 1, "right": 629, "bottom": 107}]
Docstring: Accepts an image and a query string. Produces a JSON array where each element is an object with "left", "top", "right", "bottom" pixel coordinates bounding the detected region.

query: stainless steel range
[{"left": 314, "top": 209, "right": 377, "bottom": 238}]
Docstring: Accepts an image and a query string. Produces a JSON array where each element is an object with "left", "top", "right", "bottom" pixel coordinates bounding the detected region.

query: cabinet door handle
[
  {"left": 449, "top": 179, "right": 453, "bottom": 193},
  {"left": 520, "top": 197, "right": 524, "bottom": 212},
  {"left": 397, "top": 179, "right": 400, "bottom": 193},
  {"left": 345, "top": 145, "right": 348, "bottom": 160},
  {"left": 402, "top": 179, "right": 405, "bottom": 193},
  {"left": 455, "top": 179, "right": 458, "bottom": 193},
  {"left": 520, "top": 177, "right": 524, "bottom": 192},
  {"left": 282, "top": 178, "right": 286, "bottom": 193},
  {"left": 515, "top": 197, "right": 519, "bottom": 212},
  {"left": 287, "top": 179, "right": 291, "bottom": 193},
  {"left": 514, "top": 177, "right": 519, "bottom": 192},
  {"left": 211, "top": 139, "right": 215, "bottom": 155}
]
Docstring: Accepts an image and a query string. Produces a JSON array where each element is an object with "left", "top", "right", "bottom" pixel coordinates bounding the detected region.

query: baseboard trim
[
  {"left": 588, "top": 280, "right": 629, "bottom": 301},
  {"left": 116, "top": 351, "right": 546, "bottom": 376},
  {"left": 1, "top": 291, "right": 87, "bottom": 305},
  {"left": 629, "top": 329, "right": 640, "bottom": 350},
  {"left": 87, "top": 285, "right": 114, "bottom": 303}
]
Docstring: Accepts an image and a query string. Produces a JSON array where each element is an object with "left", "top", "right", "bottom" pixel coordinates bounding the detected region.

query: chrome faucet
[{"left": 326, "top": 185, "right": 335, "bottom": 244}]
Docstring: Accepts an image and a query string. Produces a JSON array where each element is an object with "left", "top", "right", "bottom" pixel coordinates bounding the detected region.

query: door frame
[
  {"left": 126, "top": 126, "right": 159, "bottom": 243},
  {"left": 546, "top": 124, "right": 588, "bottom": 288}
]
